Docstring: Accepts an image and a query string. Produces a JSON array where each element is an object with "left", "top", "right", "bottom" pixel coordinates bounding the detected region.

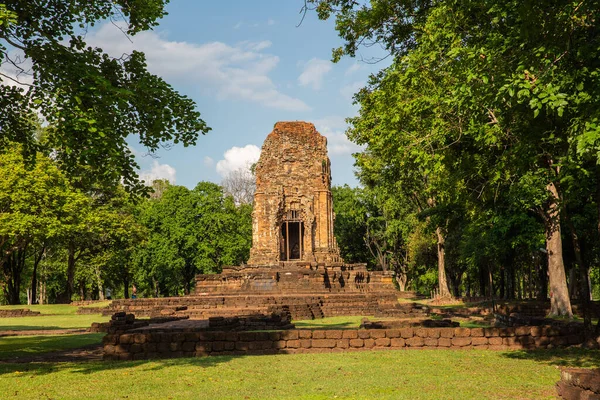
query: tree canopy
[
  {"left": 313, "top": 0, "right": 600, "bottom": 317},
  {"left": 0, "top": 0, "right": 210, "bottom": 194}
]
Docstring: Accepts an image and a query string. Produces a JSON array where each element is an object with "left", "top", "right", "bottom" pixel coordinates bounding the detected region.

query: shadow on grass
[
  {"left": 0, "top": 325, "right": 76, "bottom": 331},
  {"left": 0, "top": 353, "right": 243, "bottom": 377},
  {"left": 0, "top": 334, "right": 104, "bottom": 360},
  {"left": 293, "top": 321, "right": 357, "bottom": 329},
  {"left": 502, "top": 348, "right": 600, "bottom": 368}
]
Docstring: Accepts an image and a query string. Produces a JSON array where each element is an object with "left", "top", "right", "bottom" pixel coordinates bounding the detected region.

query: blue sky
[{"left": 91, "top": 1, "right": 389, "bottom": 188}]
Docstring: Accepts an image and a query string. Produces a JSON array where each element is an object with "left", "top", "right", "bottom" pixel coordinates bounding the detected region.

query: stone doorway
[{"left": 280, "top": 220, "right": 304, "bottom": 261}]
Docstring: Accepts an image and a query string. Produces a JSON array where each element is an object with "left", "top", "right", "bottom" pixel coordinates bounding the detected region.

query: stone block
[
  {"left": 325, "top": 330, "right": 343, "bottom": 339},
  {"left": 400, "top": 328, "right": 414, "bottom": 339},
  {"left": 452, "top": 337, "right": 471, "bottom": 347},
  {"left": 414, "top": 328, "right": 428, "bottom": 338},
  {"left": 427, "top": 329, "right": 441, "bottom": 339},
  {"left": 238, "top": 332, "right": 256, "bottom": 341},
  {"left": 130, "top": 344, "right": 143, "bottom": 353},
  {"left": 349, "top": 339, "right": 364, "bottom": 348},
  {"left": 115, "top": 344, "right": 130, "bottom": 354},
  {"left": 488, "top": 337, "right": 502, "bottom": 345},
  {"left": 514, "top": 326, "right": 531, "bottom": 336},
  {"left": 298, "top": 330, "right": 312, "bottom": 339},
  {"left": 223, "top": 341, "right": 235, "bottom": 351},
  {"left": 209, "top": 342, "right": 223, "bottom": 352},
  {"left": 358, "top": 330, "right": 371, "bottom": 339},
  {"left": 385, "top": 329, "right": 401, "bottom": 338},
  {"left": 471, "top": 337, "right": 488, "bottom": 346},
  {"left": 454, "top": 328, "right": 471, "bottom": 337},
  {"left": 120, "top": 334, "right": 134, "bottom": 344},
  {"left": 312, "top": 330, "right": 326, "bottom": 339},
  {"left": 484, "top": 327, "right": 500, "bottom": 337},
  {"left": 224, "top": 332, "right": 238, "bottom": 342},
  {"left": 406, "top": 337, "right": 424, "bottom": 347},
  {"left": 300, "top": 339, "right": 312, "bottom": 348},
  {"left": 375, "top": 338, "right": 391, "bottom": 347},
  {"left": 470, "top": 328, "right": 484, "bottom": 337},
  {"left": 343, "top": 330, "right": 358, "bottom": 339},
  {"left": 498, "top": 328, "right": 515, "bottom": 337},
  {"left": 337, "top": 339, "right": 349, "bottom": 349},
  {"left": 279, "top": 330, "right": 298, "bottom": 340},
  {"left": 424, "top": 338, "right": 438, "bottom": 347},
  {"left": 438, "top": 338, "right": 451, "bottom": 347},
  {"left": 390, "top": 338, "right": 405, "bottom": 348},
  {"left": 364, "top": 339, "right": 376, "bottom": 348},
  {"left": 439, "top": 328, "right": 454, "bottom": 338},
  {"left": 235, "top": 342, "right": 250, "bottom": 351},
  {"left": 169, "top": 342, "right": 181, "bottom": 352},
  {"left": 312, "top": 339, "right": 337, "bottom": 348}
]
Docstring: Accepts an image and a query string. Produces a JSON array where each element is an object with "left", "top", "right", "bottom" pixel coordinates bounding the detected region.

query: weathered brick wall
[
  {"left": 0, "top": 308, "right": 41, "bottom": 317},
  {"left": 104, "top": 293, "right": 426, "bottom": 320},
  {"left": 248, "top": 121, "right": 342, "bottom": 265},
  {"left": 556, "top": 368, "right": 600, "bottom": 399},
  {"left": 103, "top": 325, "right": 585, "bottom": 361}
]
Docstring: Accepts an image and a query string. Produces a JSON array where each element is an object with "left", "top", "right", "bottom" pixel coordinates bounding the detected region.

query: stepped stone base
[{"left": 103, "top": 262, "right": 417, "bottom": 322}]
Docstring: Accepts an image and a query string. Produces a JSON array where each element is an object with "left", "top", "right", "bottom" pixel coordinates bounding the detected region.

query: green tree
[
  {"left": 313, "top": 0, "right": 600, "bottom": 316},
  {"left": 0, "top": 1, "right": 210, "bottom": 194},
  {"left": 0, "top": 144, "right": 87, "bottom": 304},
  {"left": 133, "top": 181, "right": 252, "bottom": 296}
]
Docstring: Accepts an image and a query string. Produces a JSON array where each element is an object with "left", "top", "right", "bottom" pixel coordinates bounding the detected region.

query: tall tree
[
  {"left": 313, "top": 0, "right": 600, "bottom": 316},
  {"left": 0, "top": 1, "right": 210, "bottom": 195},
  {"left": 0, "top": 144, "right": 87, "bottom": 304}
]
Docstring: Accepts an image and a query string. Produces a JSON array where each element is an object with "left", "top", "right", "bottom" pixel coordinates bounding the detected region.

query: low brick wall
[
  {"left": 0, "top": 308, "right": 41, "bottom": 317},
  {"left": 556, "top": 368, "right": 600, "bottom": 399},
  {"left": 103, "top": 325, "right": 584, "bottom": 361}
]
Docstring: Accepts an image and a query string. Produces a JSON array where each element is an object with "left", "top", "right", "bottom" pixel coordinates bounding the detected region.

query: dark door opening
[{"left": 280, "top": 221, "right": 304, "bottom": 261}]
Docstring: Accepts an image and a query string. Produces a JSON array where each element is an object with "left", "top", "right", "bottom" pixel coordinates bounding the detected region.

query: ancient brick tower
[{"left": 247, "top": 121, "right": 342, "bottom": 266}]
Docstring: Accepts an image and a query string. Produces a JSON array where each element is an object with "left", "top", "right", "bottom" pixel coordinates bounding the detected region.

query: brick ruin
[
  {"left": 104, "top": 121, "right": 409, "bottom": 322},
  {"left": 194, "top": 121, "right": 395, "bottom": 295},
  {"left": 248, "top": 121, "right": 341, "bottom": 265}
]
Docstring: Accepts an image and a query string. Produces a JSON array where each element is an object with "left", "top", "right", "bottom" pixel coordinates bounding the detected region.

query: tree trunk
[
  {"left": 565, "top": 213, "right": 592, "bottom": 332},
  {"left": 3, "top": 249, "right": 26, "bottom": 305},
  {"left": 545, "top": 182, "right": 572, "bottom": 317},
  {"left": 435, "top": 226, "right": 451, "bottom": 298},
  {"left": 30, "top": 245, "right": 45, "bottom": 305},
  {"left": 123, "top": 277, "right": 130, "bottom": 299},
  {"left": 95, "top": 266, "right": 105, "bottom": 301},
  {"left": 57, "top": 242, "right": 77, "bottom": 303}
]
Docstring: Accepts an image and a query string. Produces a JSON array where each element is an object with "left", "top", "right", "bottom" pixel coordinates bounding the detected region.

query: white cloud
[
  {"left": 345, "top": 64, "right": 362, "bottom": 76},
  {"left": 87, "top": 23, "right": 309, "bottom": 112},
  {"left": 340, "top": 81, "right": 364, "bottom": 101},
  {"left": 139, "top": 160, "right": 177, "bottom": 184},
  {"left": 298, "top": 58, "right": 333, "bottom": 90},
  {"left": 314, "top": 116, "right": 364, "bottom": 156},
  {"left": 203, "top": 156, "right": 214, "bottom": 167},
  {"left": 216, "top": 144, "right": 261, "bottom": 177}
]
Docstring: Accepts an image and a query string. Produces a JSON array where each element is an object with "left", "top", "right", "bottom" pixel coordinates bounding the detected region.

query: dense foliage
[
  {"left": 315, "top": 0, "right": 600, "bottom": 319},
  {"left": 0, "top": 0, "right": 209, "bottom": 195}
]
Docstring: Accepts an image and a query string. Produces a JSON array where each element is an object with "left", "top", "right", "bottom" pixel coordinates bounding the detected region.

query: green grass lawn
[
  {"left": 294, "top": 316, "right": 369, "bottom": 329},
  {"left": 0, "top": 304, "right": 80, "bottom": 315},
  {"left": 0, "top": 304, "right": 110, "bottom": 331},
  {"left": 0, "top": 348, "right": 598, "bottom": 399},
  {"left": 0, "top": 314, "right": 110, "bottom": 331},
  {"left": 0, "top": 333, "right": 104, "bottom": 360}
]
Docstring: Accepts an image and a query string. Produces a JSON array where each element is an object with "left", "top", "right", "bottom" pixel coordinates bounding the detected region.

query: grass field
[
  {"left": 0, "top": 348, "right": 598, "bottom": 399},
  {"left": 0, "top": 304, "right": 598, "bottom": 399},
  {"left": 0, "top": 333, "right": 104, "bottom": 360},
  {"left": 0, "top": 304, "right": 110, "bottom": 331}
]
